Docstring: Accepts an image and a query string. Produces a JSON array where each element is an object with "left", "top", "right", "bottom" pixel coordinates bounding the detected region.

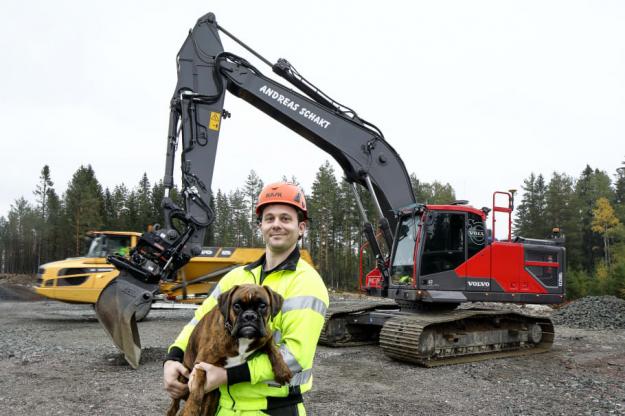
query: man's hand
[
  {"left": 189, "top": 362, "right": 227, "bottom": 393},
  {"left": 163, "top": 360, "right": 190, "bottom": 399}
]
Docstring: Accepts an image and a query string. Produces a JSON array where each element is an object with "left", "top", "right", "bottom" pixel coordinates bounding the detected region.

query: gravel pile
[{"left": 552, "top": 295, "right": 625, "bottom": 329}]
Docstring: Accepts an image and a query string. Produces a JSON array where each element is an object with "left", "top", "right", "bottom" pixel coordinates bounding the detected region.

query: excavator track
[
  {"left": 319, "top": 298, "right": 398, "bottom": 347},
  {"left": 379, "top": 309, "right": 554, "bottom": 367}
]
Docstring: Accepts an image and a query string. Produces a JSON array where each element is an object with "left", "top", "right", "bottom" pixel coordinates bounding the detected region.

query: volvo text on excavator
[{"left": 95, "top": 12, "right": 566, "bottom": 369}]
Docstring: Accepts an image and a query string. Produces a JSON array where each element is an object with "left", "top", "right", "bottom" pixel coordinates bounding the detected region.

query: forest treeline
[
  {"left": 513, "top": 164, "right": 625, "bottom": 299},
  {"left": 1, "top": 160, "right": 624, "bottom": 299}
]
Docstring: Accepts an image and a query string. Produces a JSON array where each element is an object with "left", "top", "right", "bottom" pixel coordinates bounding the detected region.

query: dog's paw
[{"left": 273, "top": 368, "right": 293, "bottom": 385}]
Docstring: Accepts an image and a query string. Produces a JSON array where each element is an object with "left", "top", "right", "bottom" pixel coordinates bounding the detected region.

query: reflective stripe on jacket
[{"left": 168, "top": 248, "right": 328, "bottom": 412}]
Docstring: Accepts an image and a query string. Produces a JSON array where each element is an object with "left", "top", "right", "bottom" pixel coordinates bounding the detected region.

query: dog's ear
[
  {"left": 218, "top": 285, "right": 238, "bottom": 321},
  {"left": 263, "top": 286, "right": 284, "bottom": 319}
]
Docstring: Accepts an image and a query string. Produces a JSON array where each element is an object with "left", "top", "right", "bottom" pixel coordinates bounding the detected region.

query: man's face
[{"left": 259, "top": 204, "right": 305, "bottom": 254}]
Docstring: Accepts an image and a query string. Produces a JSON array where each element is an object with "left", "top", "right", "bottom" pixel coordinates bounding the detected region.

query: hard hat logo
[{"left": 256, "top": 182, "right": 308, "bottom": 220}]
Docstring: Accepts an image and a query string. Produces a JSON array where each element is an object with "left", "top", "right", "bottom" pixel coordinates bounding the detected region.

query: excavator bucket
[{"left": 95, "top": 271, "right": 158, "bottom": 369}]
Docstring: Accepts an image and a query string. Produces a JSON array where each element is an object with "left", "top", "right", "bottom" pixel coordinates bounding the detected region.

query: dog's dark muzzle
[{"left": 235, "top": 310, "right": 265, "bottom": 338}]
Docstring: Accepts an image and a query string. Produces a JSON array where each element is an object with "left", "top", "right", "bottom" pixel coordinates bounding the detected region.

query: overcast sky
[{"left": 1, "top": 1, "right": 623, "bottom": 238}]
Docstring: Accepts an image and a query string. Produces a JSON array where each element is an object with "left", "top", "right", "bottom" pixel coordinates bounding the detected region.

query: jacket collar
[{"left": 245, "top": 245, "right": 300, "bottom": 273}]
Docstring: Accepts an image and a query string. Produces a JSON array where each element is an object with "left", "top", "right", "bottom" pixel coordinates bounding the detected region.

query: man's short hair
[{"left": 256, "top": 205, "right": 307, "bottom": 224}]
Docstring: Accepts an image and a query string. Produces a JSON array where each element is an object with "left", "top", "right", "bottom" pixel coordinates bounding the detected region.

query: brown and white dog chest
[{"left": 225, "top": 338, "right": 257, "bottom": 368}]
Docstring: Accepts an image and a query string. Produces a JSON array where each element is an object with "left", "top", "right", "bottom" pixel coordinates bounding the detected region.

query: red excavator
[{"left": 95, "top": 12, "right": 565, "bottom": 368}]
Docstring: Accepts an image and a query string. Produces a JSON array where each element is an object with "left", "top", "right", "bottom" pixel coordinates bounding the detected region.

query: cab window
[
  {"left": 420, "top": 212, "right": 465, "bottom": 276},
  {"left": 467, "top": 213, "right": 486, "bottom": 258},
  {"left": 391, "top": 216, "right": 416, "bottom": 285}
]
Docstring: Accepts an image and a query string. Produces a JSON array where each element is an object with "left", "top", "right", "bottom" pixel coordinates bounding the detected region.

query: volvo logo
[
  {"left": 468, "top": 222, "right": 486, "bottom": 245},
  {"left": 467, "top": 280, "right": 490, "bottom": 287}
]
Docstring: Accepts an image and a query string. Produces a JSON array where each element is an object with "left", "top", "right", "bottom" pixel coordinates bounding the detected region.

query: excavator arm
[{"left": 95, "top": 12, "right": 415, "bottom": 368}]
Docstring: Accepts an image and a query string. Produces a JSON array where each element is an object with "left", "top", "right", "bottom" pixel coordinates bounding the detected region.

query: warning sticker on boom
[{"left": 209, "top": 112, "right": 221, "bottom": 131}]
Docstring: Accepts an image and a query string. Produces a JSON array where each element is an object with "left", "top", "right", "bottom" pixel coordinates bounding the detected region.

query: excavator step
[{"left": 379, "top": 309, "right": 554, "bottom": 367}]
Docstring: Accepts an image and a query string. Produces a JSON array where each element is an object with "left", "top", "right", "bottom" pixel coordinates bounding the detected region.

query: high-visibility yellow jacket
[{"left": 167, "top": 247, "right": 329, "bottom": 412}]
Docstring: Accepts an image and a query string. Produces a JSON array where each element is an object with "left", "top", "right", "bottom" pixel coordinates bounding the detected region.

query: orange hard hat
[{"left": 256, "top": 182, "right": 308, "bottom": 220}]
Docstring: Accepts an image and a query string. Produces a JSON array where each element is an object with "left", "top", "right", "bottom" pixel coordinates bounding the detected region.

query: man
[{"left": 163, "top": 182, "right": 329, "bottom": 416}]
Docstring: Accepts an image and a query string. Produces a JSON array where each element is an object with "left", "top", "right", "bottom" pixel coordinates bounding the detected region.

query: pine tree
[
  {"left": 614, "top": 160, "right": 625, "bottom": 223},
  {"left": 33, "top": 165, "right": 55, "bottom": 266},
  {"left": 532, "top": 174, "right": 549, "bottom": 237},
  {"left": 45, "top": 188, "right": 65, "bottom": 261},
  {"left": 309, "top": 161, "right": 340, "bottom": 288},
  {"left": 136, "top": 173, "right": 153, "bottom": 231},
  {"left": 109, "top": 184, "right": 130, "bottom": 229},
  {"left": 545, "top": 172, "right": 580, "bottom": 267},
  {"left": 150, "top": 181, "right": 166, "bottom": 227},
  {"left": 575, "top": 165, "right": 613, "bottom": 271},
  {"left": 336, "top": 179, "right": 362, "bottom": 289},
  {"left": 429, "top": 181, "right": 456, "bottom": 204},
  {"left": 5, "top": 198, "right": 39, "bottom": 273},
  {"left": 513, "top": 173, "right": 549, "bottom": 238},
  {"left": 545, "top": 172, "right": 576, "bottom": 230},
  {"left": 125, "top": 190, "right": 139, "bottom": 231},
  {"left": 64, "top": 165, "right": 105, "bottom": 256},
  {"left": 280, "top": 175, "right": 300, "bottom": 186},
  {"left": 410, "top": 173, "right": 426, "bottom": 202},
  {"left": 103, "top": 188, "right": 115, "bottom": 229},
  {"left": 34, "top": 165, "right": 54, "bottom": 220},
  {"left": 513, "top": 173, "right": 536, "bottom": 237},
  {"left": 243, "top": 170, "right": 264, "bottom": 246},
  {"left": 213, "top": 189, "right": 233, "bottom": 245},
  {"left": 409, "top": 173, "right": 456, "bottom": 204},
  {"left": 229, "top": 189, "right": 249, "bottom": 246}
]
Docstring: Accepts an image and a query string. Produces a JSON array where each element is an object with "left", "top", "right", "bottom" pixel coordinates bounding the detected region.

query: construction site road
[{"left": 1, "top": 289, "right": 625, "bottom": 415}]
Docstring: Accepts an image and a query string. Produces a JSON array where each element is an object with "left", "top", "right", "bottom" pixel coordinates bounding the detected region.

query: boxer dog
[{"left": 167, "top": 284, "right": 292, "bottom": 416}]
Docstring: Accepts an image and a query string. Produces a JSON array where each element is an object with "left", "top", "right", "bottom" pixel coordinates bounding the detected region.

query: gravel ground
[
  {"left": 1, "top": 278, "right": 624, "bottom": 415},
  {"left": 552, "top": 296, "right": 625, "bottom": 330}
]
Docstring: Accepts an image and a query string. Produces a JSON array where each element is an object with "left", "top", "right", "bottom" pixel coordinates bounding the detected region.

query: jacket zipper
[{"left": 227, "top": 384, "right": 235, "bottom": 409}]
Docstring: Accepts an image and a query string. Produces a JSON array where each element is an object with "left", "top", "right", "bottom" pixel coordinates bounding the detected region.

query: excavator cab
[
  {"left": 367, "top": 206, "right": 487, "bottom": 291},
  {"left": 346, "top": 198, "right": 564, "bottom": 366},
  {"left": 370, "top": 194, "right": 565, "bottom": 308}
]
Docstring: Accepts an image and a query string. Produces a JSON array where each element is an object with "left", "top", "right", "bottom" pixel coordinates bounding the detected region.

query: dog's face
[{"left": 218, "top": 284, "right": 283, "bottom": 339}]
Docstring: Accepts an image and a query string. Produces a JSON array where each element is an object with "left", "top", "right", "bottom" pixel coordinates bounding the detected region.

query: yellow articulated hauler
[{"left": 35, "top": 231, "right": 313, "bottom": 321}]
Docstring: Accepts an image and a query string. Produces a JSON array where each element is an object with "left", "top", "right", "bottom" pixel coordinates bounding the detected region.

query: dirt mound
[
  {"left": 0, "top": 274, "right": 44, "bottom": 301},
  {"left": 0, "top": 284, "right": 44, "bottom": 301},
  {"left": 552, "top": 295, "right": 625, "bottom": 329},
  {"left": 0, "top": 273, "right": 38, "bottom": 285}
]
